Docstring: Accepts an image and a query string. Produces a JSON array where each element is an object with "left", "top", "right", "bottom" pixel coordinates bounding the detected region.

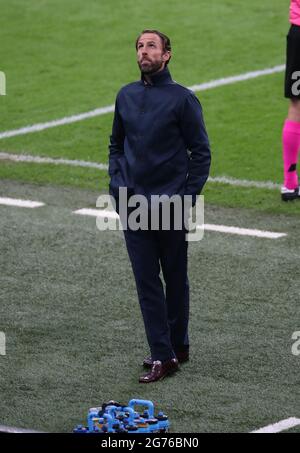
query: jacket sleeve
[
  {"left": 108, "top": 94, "right": 125, "bottom": 186},
  {"left": 180, "top": 92, "right": 211, "bottom": 201}
]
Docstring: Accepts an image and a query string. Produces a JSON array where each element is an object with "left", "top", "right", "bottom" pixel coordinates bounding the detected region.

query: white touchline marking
[
  {"left": 0, "top": 152, "right": 282, "bottom": 191},
  {"left": 251, "top": 417, "right": 300, "bottom": 433},
  {"left": 0, "top": 424, "right": 43, "bottom": 433},
  {"left": 0, "top": 197, "right": 45, "bottom": 208},
  {"left": 0, "top": 64, "right": 285, "bottom": 140},
  {"left": 0, "top": 105, "right": 115, "bottom": 140},
  {"left": 208, "top": 175, "right": 280, "bottom": 190},
  {"left": 0, "top": 152, "right": 108, "bottom": 170},
  {"left": 188, "top": 64, "right": 285, "bottom": 92},
  {"left": 73, "top": 209, "right": 286, "bottom": 239},
  {"left": 74, "top": 208, "right": 119, "bottom": 219},
  {"left": 199, "top": 224, "right": 286, "bottom": 239}
]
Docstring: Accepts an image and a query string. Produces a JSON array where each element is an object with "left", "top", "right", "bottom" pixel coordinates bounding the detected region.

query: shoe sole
[
  {"left": 139, "top": 366, "right": 179, "bottom": 384},
  {"left": 281, "top": 189, "right": 300, "bottom": 202},
  {"left": 281, "top": 195, "right": 300, "bottom": 201}
]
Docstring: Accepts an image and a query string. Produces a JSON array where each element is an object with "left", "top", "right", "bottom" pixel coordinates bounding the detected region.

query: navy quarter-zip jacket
[{"left": 108, "top": 66, "right": 211, "bottom": 203}]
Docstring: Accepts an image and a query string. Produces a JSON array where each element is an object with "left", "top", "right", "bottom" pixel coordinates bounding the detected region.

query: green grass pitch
[{"left": 0, "top": 0, "right": 299, "bottom": 433}]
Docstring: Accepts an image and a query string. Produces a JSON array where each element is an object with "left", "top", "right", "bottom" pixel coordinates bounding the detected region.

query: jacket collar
[{"left": 141, "top": 66, "right": 173, "bottom": 86}]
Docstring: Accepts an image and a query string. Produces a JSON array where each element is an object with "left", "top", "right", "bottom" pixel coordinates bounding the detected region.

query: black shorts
[{"left": 285, "top": 24, "right": 300, "bottom": 98}]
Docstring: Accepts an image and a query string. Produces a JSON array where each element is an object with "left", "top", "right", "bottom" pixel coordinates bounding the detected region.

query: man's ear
[{"left": 163, "top": 51, "right": 171, "bottom": 62}]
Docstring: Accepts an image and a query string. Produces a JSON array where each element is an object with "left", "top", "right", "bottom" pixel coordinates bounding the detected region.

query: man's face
[{"left": 137, "top": 33, "right": 170, "bottom": 74}]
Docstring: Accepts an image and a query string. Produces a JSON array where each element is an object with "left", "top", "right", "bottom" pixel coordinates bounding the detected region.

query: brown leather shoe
[
  {"left": 139, "top": 358, "right": 179, "bottom": 383},
  {"left": 143, "top": 350, "right": 189, "bottom": 368}
]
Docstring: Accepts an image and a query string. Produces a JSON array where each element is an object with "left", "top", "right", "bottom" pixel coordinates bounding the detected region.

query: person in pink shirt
[{"left": 281, "top": 0, "right": 300, "bottom": 200}]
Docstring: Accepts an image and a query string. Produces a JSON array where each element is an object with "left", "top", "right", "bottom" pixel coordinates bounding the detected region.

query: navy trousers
[{"left": 123, "top": 221, "right": 189, "bottom": 362}]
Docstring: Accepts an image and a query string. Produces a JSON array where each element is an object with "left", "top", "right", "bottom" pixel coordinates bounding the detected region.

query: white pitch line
[
  {"left": 0, "top": 105, "right": 115, "bottom": 140},
  {"left": 0, "top": 152, "right": 108, "bottom": 170},
  {"left": 200, "top": 224, "right": 286, "bottom": 239},
  {"left": 73, "top": 209, "right": 286, "bottom": 239},
  {"left": 188, "top": 64, "right": 285, "bottom": 92},
  {"left": 251, "top": 417, "right": 300, "bottom": 433},
  {"left": 0, "top": 64, "right": 284, "bottom": 140},
  {"left": 74, "top": 208, "right": 119, "bottom": 218},
  {"left": 0, "top": 197, "right": 45, "bottom": 208},
  {"left": 0, "top": 425, "right": 44, "bottom": 433},
  {"left": 208, "top": 175, "right": 280, "bottom": 190},
  {"left": 0, "top": 152, "right": 282, "bottom": 191}
]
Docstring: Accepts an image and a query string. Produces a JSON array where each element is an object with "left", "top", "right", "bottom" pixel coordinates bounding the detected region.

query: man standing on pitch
[{"left": 108, "top": 29, "right": 211, "bottom": 383}]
